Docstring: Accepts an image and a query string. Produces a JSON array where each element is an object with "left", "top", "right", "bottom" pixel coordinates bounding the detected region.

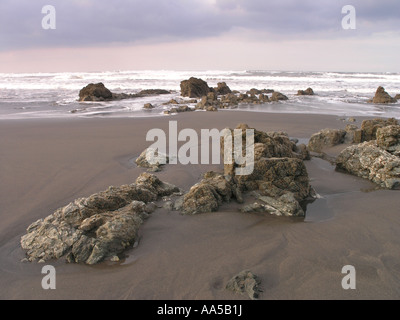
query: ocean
[{"left": 0, "top": 70, "right": 399, "bottom": 119}]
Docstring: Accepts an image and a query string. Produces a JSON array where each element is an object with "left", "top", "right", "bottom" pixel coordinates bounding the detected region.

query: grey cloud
[{"left": 0, "top": 0, "right": 399, "bottom": 51}]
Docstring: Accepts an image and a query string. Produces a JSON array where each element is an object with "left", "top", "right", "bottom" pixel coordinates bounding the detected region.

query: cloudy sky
[{"left": 0, "top": 0, "right": 399, "bottom": 73}]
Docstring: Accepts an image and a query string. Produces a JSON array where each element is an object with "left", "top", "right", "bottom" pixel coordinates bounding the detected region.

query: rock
[
  {"left": 308, "top": 129, "right": 346, "bottom": 153},
  {"left": 143, "top": 103, "right": 154, "bottom": 109},
  {"left": 371, "top": 86, "right": 397, "bottom": 104},
  {"left": 177, "top": 105, "right": 192, "bottom": 113},
  {"left": 79, "top": 83, "right": 113, "bottom": 102},
  {"left": 395, "top": 94, "right": 400, "bottom": 100},
  {"left": 163, "top": 99, "right": 179, "bottom": 105},
  {"left": 206, "top": 106, "right": 218, "bottom": 112},
  {"left": 137, "top": 89, "right": 170, "bottom": 96},
  {"left": 135, "top": 148, "right": 169, "bottom": 171},
  {"left": 214, "top": 82, "right": 232, "bottom": 95},
  {"left": 21, "top": 174, "right": 178, "bottom": 264},
  {"left": 180, "top": 77, "right": 212, "bottom": 98},
  {"left": 246, "top": 88, "right": 274, "bottom": 95},
  {"left": 270, "top": 92, "right": 289, "bottom": 102},
  {"left": 336, "top": 141, "right": 400, "bottom": 189},
  {"left": 347, "top": 117, "right": 356, "bottom": 123},
  {"left": 179, "top": 124, "right": 315, "bottom": 216},
  {"left": 376, "top": 125, "right": 400, "bottom": 156},
  {"left": 295, "top": 143, "right": 311, "bottom": 160},
  {"left": 220, "top": 93, "right": 239, "bottom": 107},
  {"left": 241, "top": 192, "right": 304, "bottom": 217},
  {"left": 246, "top": 88, "right": 262, "bottom": 95},
  {"left": 238, "top": 157, "right": 314, "bottom": 202},
  {"left": 79, "top": 84, "right": 170, "bottom": 102},
  {"left": 360, "top": 118, "right": 399, "bottom": 142},
  {"left": 344, "top": 124, "right": 360, "bottom": 144},
  {"left": 226, "top": 270, "right": 261, "bottom": 300},
  {"left": 181, "top": 172, "right": 234, "bottom": 215},
  {"left": 297, "top": 88, "right": 314, "bottom": 96}
]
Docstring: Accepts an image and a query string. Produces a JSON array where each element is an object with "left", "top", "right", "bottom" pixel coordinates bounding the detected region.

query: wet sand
[{"left": 1, "top": 111, "right": 400, "bottom": 300}]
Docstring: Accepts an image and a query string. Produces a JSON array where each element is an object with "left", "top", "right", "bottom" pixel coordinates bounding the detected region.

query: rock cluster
[
  {"left": 181, "top": 124, "right": 315, "bottom": 216},
  {"left": 324, "top": 118, "right": 400, "bottom": 189},
  {"left": 308, "top": 118, "right": 399, "bottom": 154},
  {"left": 21, "top": 173, "right": 180, "bottom": 264},
  {"left": 178, "top": 78, "right": 291, "bottom": 112}
]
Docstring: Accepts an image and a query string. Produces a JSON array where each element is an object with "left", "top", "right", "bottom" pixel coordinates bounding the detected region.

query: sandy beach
[{"left": 0, "top": 110, "right": 399, "bottom": 300}]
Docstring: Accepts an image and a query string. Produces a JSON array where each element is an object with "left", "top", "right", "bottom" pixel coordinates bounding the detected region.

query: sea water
[{"left": 0, "top": 70, "right": 399, "bottom": 119}]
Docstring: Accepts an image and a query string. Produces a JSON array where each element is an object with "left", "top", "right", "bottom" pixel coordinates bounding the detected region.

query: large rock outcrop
[
  {"left": 180, "top": 77, "right": 212, "bottom": 98},
  {"left": 308, "top": 129, "right": 346, "bottom": 153},
  {"left": 376, "top": 125, "right": 400, "bottom": 156},
  {"left": 371, "top": 86, "right": 397, "bottom": 104},
  {"left": 21, "top": 173, "right": 179, "bottom": 264},
  {"left": 336, "top": 141, "right": 400, "bottom": 190},
  {"left": 182, "top": 124, "right": 315, "bottom": 216},
  {"left": 360, "top": 118, "right": 398, "bottom": 142},
  {"left": 79, "top": 83, "right": 113, "bottom": 102}
]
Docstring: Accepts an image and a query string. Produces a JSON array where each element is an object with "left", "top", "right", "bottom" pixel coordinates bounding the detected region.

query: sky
[{"left": 0, "top": 0, "right": 399, "bottom": 73}]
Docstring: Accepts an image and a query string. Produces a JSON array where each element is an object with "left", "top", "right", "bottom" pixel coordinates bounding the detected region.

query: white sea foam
[{"left": 0, "top": 70, "right": 399, "bottom": 119}]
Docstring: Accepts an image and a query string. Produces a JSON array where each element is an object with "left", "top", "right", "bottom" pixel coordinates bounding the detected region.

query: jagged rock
[
  {"left": 360, "top": 118, "right": 398, "bottom": 142},
  {"left": 196, "top": 92, "right": 221, "bottom": 110},
  {"left": 376, "top": 125, "right": 400, "bottom": 156},
  {"left": 214, "top": 82, "right": 232, "bottom": 95},
  {"left": 226, "top": 270, "right": 261, "bottom": 300},
  {"left": 238, "top": 157, "right": 314, "bottom": 201},
  {"left": 136, "top": 148, "right": 169, "bottom": 171},
  {"left": 371, "top": 86, "right": 397, "bottom": 104},
  {"left": 79, "top": 83, "right": 113, "bottom": 102},
  {"left": 181, "top": 172, "right": 234, "bottom": 215},
  {"left": 21, "top": 174, "right": 178, "bottom": 264},
  {"left": 297, "top": 88, "right": 314, "bottom": 96},
  {"left": 180, "top": 77, "right": 212, "bottom": 98},
  {"left": 336, "top": 141, "right": 400, "bottom": 189},
  {"left": 270, "top": 92, "right": 289, "bottom": 102},
  {"left": 220, "top": 93, "right": 239, "bottom": 107},
  {"left": 395, "top": 94, "right": 400, "bottom": 100},
  {"left": 308, "top": 129, "right": 346, "bottom": 153}
]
